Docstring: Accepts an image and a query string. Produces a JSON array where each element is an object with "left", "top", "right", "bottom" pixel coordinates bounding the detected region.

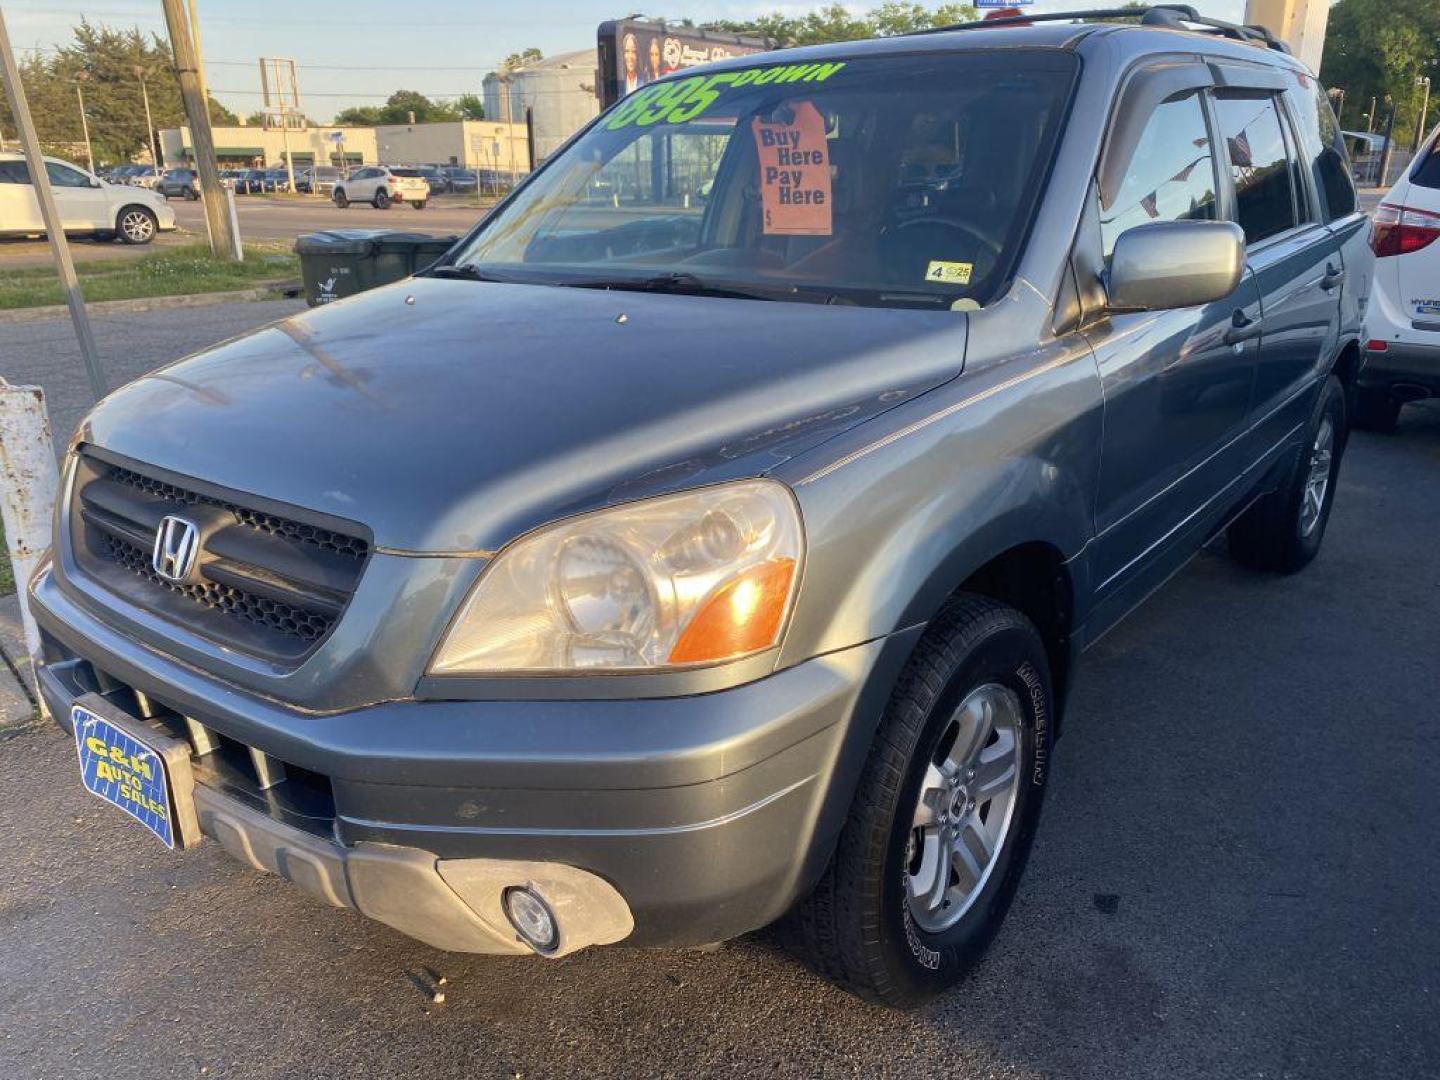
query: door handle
[
  {"left": 1320, "top": 263, "right": 1345, "bottom": 291},
  {"left": 1222, "top": 309, "right": 1263, "bottom": 345}
]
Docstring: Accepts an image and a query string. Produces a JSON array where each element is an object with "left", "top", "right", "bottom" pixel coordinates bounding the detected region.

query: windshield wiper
[
  {"left": 424, "top": 264, "right": 512, "bottom": 282},
  {"left": 563, "top": 271, "right": 777, "bottom": 302}
]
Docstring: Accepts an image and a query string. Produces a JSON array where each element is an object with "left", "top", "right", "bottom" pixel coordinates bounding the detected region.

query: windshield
[{"left": 446, "top": 50, "right": 1076, "bottom": 309}]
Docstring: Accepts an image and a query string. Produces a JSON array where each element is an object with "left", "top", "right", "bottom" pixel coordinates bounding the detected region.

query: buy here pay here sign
[{"left": 752, "top": 101, "right": 832, "bottom": 236}]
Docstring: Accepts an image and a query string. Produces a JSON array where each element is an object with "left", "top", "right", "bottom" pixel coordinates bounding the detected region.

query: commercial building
[
  {"left": 483, "top": 49, "right": 600, "bottom": 162},
  {"left": 158, "top": 119, "right": 528, "bottom": 172}
]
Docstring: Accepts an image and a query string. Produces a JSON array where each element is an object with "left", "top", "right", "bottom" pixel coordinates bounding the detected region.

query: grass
[
  {"left": 0, "top": 242, "right": 300, "bottom": 310},
  {"left": 0, "top": 517, "right": 13, "bottom": 597}
]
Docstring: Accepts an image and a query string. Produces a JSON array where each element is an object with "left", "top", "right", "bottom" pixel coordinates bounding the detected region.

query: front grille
[{"left": 70, "top": 452, "right": 371, "bottom": 662}]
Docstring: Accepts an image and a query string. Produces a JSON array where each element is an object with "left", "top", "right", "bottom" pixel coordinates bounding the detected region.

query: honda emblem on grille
[{"left": 152, "top": 515, "right": 200, "bottom": 583}]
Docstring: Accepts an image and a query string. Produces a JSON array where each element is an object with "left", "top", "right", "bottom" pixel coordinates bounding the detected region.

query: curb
[{"left": 0, "top": 281, "right": 302, "bottom": 325}]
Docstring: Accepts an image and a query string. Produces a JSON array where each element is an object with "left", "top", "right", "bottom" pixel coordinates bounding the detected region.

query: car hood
[{"left": 78, "top": 279, "right": 968, "bottom": 552}]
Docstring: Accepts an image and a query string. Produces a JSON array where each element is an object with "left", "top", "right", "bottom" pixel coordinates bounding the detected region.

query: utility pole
[
  {"left": 0, "top": 6, "right": 106, "bottom": 399},
  {"left": 186, "top": 0, "right": 210, "bottom": 108},
  {"left": 1377, "top": 97, "right": 1397, "bottom": 189},
  {"left": 74, "top": 71, "right": 93, "bottom": 173},
  {"left": 135, "top": 65, "right": 162, "bottom": 170},
  {"left": 161, "top": 0, "right": 239, "bottom": 259},
  {"left": 1413, "top": 77, "right": 1432, "bottom": 154}
]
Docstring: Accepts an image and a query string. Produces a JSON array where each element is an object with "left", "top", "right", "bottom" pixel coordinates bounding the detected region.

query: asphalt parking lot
[
  {"left": 1, "top": 300, "right": 1437, "bottom": 1079},
  {"left": 0, "top": 194, "right": 494, "bottom": 268}
]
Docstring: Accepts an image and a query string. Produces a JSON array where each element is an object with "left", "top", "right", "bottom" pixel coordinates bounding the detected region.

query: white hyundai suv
[
  {"left": 0, "top": 153, "right": 176, "bottom": 245},
  {"left": 331, "top": 165, "right": 429, "bottom": 210},
  {"left": 1356, "top": 126, "right": 1440, "bottom": 431}
]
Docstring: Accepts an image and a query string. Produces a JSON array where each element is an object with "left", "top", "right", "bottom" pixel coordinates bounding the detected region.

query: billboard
[{"left": 597, "top": 20, "right": 771, "bottom": 108}]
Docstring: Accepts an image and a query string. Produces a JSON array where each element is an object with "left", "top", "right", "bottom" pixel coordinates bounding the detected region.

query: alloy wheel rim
[
  {"left": 122, "top": 211, "right": 152, "bottom": 241},
  {"left": 1300, "top": 416, "right": 1334, "bottom": 538},
  {"left": 904, "top": 683, "right": 1023, "bottom": 933}
]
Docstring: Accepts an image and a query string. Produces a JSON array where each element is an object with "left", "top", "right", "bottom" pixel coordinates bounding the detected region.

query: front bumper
[
  {"left": 31, "top": 564, "right": 912, "bottom": 953},
  {"left": 1358, "top": 340, "right": 1440, "bottom": 398}
]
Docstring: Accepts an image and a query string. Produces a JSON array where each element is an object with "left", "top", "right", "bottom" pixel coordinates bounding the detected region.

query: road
[
  {"left": 2, "top": 300, "right": 1438, "bottom": 1080},
  {"left": 0, "top": 194, "right": 494, "bottom": 268}
]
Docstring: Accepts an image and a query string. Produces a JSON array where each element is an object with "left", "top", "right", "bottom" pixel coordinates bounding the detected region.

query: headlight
[{"left": 429, "top": 480, "right": 803, "bottom": 675}]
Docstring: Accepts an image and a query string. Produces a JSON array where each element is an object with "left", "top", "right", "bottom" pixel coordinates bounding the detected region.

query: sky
[{"left": 5, "top": 0, "right": 1251, "bottom": 119}]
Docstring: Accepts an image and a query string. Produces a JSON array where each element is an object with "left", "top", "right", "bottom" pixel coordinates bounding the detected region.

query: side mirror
[
  {"left": 1106, "top": 220, "right": 1246, "bottom": 312},
  {"left": 90, "top": 177, "right": 102, "bottom": 188}
]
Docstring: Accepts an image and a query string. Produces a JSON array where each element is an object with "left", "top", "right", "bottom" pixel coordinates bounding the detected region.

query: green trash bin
[
  {"left": 294, "top": 230, "right": 382, "bottom": 307},
  {"left": 295, "top": 230, "right": 462, "bottom": 307},
  {"left": 374, "top": 232, "right": 460, "bottom": 277}
]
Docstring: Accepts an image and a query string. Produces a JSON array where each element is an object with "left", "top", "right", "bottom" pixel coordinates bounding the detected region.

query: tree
[
  {"left": 1321, "top": 0, "right": 1439, "bottom": 136},
  {"left": 376, "top": 89, "right": 460, "bottom": 124},
  {"left": 705, "top": 1, "right": 977, "bottom": 47},
  {"left": 0, "top": 20, "right": 234, "bottom": 163},
  {"left": 453, "top": 92, "right": 485, "bottom": 120},
  {"left": 502, "top": 47, "right": 543, "bottom": 71},
  {"left": 333, "top": 105, "right": 383, "bottom": 126}
]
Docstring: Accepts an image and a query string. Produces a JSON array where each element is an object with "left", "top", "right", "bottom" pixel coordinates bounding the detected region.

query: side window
[
  {"left": 1411, "top": 132, "right": 1440, "bottom": 191},
  {"left": 0, "top": 161, "right": 30, "bottom": 184},
  {"left": 1100, "top": 93, "right": 1218, "bottom": 258},
  {"left": 1310, "top": 85, "right": 1357, "bottom": 217},
  {"left": 1213, "top": 94, "right": 1298, "bottom": 244},
  {"left": 45, "top": 162, "right": 91, "bottom": 188}
]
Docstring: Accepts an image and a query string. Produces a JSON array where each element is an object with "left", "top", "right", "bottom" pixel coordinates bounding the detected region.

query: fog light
[{"left": 503, "top": 886, "right": 558, "bottom": 953}]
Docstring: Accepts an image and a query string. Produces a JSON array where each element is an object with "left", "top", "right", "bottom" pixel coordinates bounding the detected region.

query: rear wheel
[
  {"left": 1228, "top": 374, "right": 1346, "bottom": 573},
  {"left": 116, "top": 206, "right": 157, "bottom": 245},
  {"left": 789, "top": 595, "right": 1053, "bottom": 1008},
  {"left": 1351, "top": 387, "right": 1401, "bottom": 433},
  {"left": 333, "top": 189, "right": 349, "bottom": 208},
  {"left": 412, "top": 200, "right": 427, "bottom": 210},
  {"left": 374, "top": 189, "right": 391, "bottom": 209}
]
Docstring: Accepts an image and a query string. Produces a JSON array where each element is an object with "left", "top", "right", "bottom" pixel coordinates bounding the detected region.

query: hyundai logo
[{"left": 152, "top": 515, "right": 200, "bottom": 583}]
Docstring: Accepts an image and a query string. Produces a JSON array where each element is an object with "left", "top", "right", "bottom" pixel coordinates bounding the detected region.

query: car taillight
[{"left": 1370, "top": 203, "right": 1440, "bottom": 257}]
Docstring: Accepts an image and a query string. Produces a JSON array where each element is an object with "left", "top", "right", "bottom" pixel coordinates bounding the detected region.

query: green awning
[{"left": 183, "top": 146, "right": 265, "bottom": 158}]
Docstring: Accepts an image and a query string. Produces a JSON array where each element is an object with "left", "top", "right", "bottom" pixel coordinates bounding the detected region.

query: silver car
[{"left": 32, "top": 8, "right": 1369, "bottom": 1006}]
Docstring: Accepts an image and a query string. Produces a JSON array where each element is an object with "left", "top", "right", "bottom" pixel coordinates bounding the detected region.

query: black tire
[
  {"left": 412, "top": 200, "right": 427, "bottom": 210},
  {"left": 1350, "top": 386, "right": 1401, "bottom": 434},
  {"left": 333, "top": 189, "right": 349, "bottom": 209},
  {"left": 374, "top": 190, "right": 391, "bottom": 209},
  {"left": 184, "top": 188, "right": 198, "bottom": 201},
  {"left": 788, "top": 595, "right": 1054, "bottom": 1008},
  {"left": 1228, "top": 374, "right": 1346, "bottom": 574},
  {"left": 115, "top": 205, "right": 158, "bottom": 245}
]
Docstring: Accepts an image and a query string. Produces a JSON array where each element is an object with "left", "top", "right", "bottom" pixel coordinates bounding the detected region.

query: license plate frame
[{"left": 72, "top": 694, "right": 201, "bottom": 850}]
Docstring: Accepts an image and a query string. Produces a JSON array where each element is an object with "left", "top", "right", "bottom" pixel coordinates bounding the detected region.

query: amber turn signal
[{"left": 668, "top": 558, "right": 797, "bottom": 665}]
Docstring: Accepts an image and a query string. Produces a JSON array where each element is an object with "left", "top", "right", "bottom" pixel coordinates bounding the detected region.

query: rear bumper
[
  {"left": 31, "top": 564, "right": 914, "bottom": 952},
  {"left": 1358, "top": 341, "right": 1440, "bottom": 398}
]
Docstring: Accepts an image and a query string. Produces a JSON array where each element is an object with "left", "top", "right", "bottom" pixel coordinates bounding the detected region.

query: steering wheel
[{"left": 881, "top": 217, "right": 1004, "bottom": 284}]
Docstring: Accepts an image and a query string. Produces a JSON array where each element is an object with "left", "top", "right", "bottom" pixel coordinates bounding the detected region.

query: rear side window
[
  {"left": 1100, "top": 93, "right": 1218, "bottom": 258},
  {"left": 1309, "top": 86, "right": 1357, "bottom": 217},
  {"left": 1413, "top": 133, "right": 1440, "bottom": 190},
  {"left": 1214, "top": 94, "right": 1298, "bottom": 244}
]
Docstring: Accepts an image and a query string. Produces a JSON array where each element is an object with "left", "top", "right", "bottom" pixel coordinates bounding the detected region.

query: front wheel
[
  {"left": 333, "top": 189, "right": 348, "bottom": 209},
  {"left": 116, "top": 206, "right": 157, "bottom": 245},
  {"left": 789, "top": 595, "right": 1053, "bottom": 1007},
  {"left": 1228, "top": 374, "right": 1347, "bottom": 573},
  {"left": 374, "top": 190, "right": 391, "bottom": 209}
]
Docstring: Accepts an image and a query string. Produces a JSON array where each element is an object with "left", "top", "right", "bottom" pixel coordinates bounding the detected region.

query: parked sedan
[
  {"left": 235, "top": 169, "right": 267, "bottom": 194},
  {"left": 440, "top": 167, "right": 478, "bottom": 194},
  {"left": 263, "top": 168, "right": 292, "bottom": 193}
]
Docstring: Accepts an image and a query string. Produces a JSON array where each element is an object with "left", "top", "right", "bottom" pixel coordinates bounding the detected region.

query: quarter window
[
  {"left": 1100, "top": 93, "right": 1218, "bottom": 258},
  {"left": 1214, "top": 95, "right": 1299, "bottom": 244}
]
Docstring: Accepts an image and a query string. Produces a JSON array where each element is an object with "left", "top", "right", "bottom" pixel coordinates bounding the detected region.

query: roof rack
[{"left": 917, "top": 4, "right": 1292, "bottom": 54}]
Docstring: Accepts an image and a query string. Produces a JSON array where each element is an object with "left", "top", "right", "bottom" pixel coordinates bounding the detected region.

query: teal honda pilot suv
[{"left": 32, "top": 6, "right": 1370, "bottom": 1006}]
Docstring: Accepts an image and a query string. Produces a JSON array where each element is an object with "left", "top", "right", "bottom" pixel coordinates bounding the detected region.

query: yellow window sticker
[{"left": 925, "top": 261, "right": 973, "bottom": 285}]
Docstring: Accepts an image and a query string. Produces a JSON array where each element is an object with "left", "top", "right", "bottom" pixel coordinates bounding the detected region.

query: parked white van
[{"left": 0, "top": 153, "right": 177, "bottom": 245}]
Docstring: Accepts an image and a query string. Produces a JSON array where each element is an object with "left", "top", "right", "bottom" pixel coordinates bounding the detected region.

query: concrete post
[
  {"left": 1244, "top": 0, "right": 1330, "bottom": 74},
  {"left": 0, "top": 381, "right": 59, "bottom": 714}
]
